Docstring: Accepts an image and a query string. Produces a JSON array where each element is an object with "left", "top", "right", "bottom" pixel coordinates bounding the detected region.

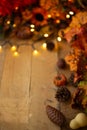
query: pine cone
[
  {"left": 46, "top": 105, "right": 66, "bottom": 127},
  {"left": 55, "top": 86, "right": 71, "bottom": 102}
]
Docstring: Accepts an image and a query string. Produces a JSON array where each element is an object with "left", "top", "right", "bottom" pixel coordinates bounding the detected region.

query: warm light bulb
[
  {"left": 7, "top": 20, "right": 10, "bottom": 24},
  {"left": 55, "top": 19, "right": 60, "bottom": 24},
  {"left": 11, "top": 45, "right": 17, "bottom": 51},
  {"left": 0, "top": 45, "right": 2, "bottom": 52},
  {"left": 33, "top": 50, "right": 39, "bottom": 56},
  {"left": 66, "top": 14, "right": 70, "bottom": 18},
  {"left": 30, "top": 28, "right": 35, "bottom": 32},
  {"left": 13, "top": 24, "right": 16, "bottom": 28},
  {"left": 15, "top": 7, "right": 18, "bottom": 10},
  {"left": 44, "top": 33, "right": 49, "bottom": 38},
  {"left": 48, "top": 14, "right": 51, "bottom": 18},
  {"left": 69, "top": 11, "right": 74, "bottom": 15},
  {"left": 42, "top": 43, "right": 47, "bottom": 50},
  {"left": 13, "top": 51, "right": 19, "bottom": 57},
  {"left": 30, "top": 24, "right": 35, "bottom": 28},
  {"left": 57, "top": 36, "right": 62, "bottom": 42}
]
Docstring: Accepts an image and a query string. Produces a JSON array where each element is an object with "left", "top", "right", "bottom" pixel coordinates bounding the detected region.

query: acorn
[
  {"left": 57, "top": 58, "right": 66, "bottom": 69},
  {"left": 46, "top": 42, "right": 55, "bottom": 51}
]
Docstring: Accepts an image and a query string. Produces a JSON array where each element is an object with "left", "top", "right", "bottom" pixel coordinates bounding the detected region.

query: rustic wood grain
[{"left": 0, "top": 40, "right": 60, "bottom": 130}]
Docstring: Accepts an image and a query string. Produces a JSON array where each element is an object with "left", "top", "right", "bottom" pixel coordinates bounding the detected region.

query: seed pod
[{"left": 46, "top": 105, "right": 66, "bottom": 127}]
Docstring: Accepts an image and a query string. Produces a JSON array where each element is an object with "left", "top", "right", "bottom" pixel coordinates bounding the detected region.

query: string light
[
  {"left": 42, "top": 43, "right": 47, "bottom": 50},
  {"left": 13, "top": 51, "right": 19, "bottom": 57},
  {"left": 13, "top": 24, "right": 16, "bottom": 28},
  {"left": 7, "top": 20, "right": 10, "bottom": 24},
  {"left": 47, "top": 14, "right": 52, "bottom": 18},
  {"left": 0, "top": 45, "right": 2, "bottom": 52},
  {"left": 0, "top": 0, "right": 84, "bottom": 59},
  {"left": 57, "top": 36, "right": 62, "bottom": 42},
  {"left": 30, "top": 28, "right": 35, "bottom": 32},
  {"left": 33, "top": 49, "right": 39, "bottom": 56},
  {"left": 69, "top": 11, "right": 74, "bottom": 15},
  {"left": 66, "top": 14, "right": 70, "bottom": 18},
  {"left": 44, "top": 33, "right": 49, "bottom": 38},
  {"left": 0, "top": 0, "right": 81, "bottom": 58},
  {"left": 0, "top": 34, "right": 59, "bottom": 57},
  {"left": 15, "top": 6, "right": 18, "bottom": 10},
  {"left": 30, "top": 24, "right": 35, "bottom": 28},
  {"left": 55, "top": 19, "right": 60, "bottom": 24},
  {"left": 11, "top": 45, "right": 17, "bottom": 51}
]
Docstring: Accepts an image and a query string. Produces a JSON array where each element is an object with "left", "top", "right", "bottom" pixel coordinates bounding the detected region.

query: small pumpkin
[{"left": 54, "top": 74, "right": 67, "bottom": 86}]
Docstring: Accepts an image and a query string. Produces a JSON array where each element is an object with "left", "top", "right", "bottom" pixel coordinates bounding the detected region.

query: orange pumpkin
[{"left": 54, "top": 74, "right": 67, "bottom": 86}]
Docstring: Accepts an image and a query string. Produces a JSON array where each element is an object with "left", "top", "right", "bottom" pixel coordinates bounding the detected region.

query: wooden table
[
  {"left": 0, "top": 39, "right": 59, "bottom": 130},
  {"left": 0, "top": 39, "right": 87, "bottom": 130}
]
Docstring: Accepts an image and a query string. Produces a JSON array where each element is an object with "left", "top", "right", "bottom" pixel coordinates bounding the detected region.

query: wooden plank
[
  {"left": 28, "top": 48, "right": 59, "bottom": 130},
  {"left": 0, "top": 40, "right": 60, "bottom": 130},
  {"left": 0, "top": 45, "right": 32, "bottom": 129},
  {"left": 0, "top": 48, "right": 6, "bottom": 87}
]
